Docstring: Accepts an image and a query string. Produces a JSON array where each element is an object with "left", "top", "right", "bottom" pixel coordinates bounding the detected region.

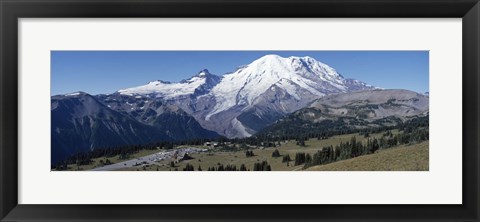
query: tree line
[
  {"left": 186, "top": 161, "right": 271, "bottom": 171},
  {"left": 300, "top": 127, "right": 429, "bottom": 169}
]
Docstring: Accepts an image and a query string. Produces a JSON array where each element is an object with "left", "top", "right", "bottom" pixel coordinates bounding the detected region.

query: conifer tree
[
  {"left": 240, "top": 164, "right": 247, "bottom": 171},
  {"left": 272, "top": 149, "right": 281, "bottom": 158}
]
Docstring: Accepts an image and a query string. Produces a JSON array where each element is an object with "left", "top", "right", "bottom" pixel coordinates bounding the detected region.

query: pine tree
[
  {"left": 240, "top": 164, "right": 247, "bottom": 171},
  {"left": 246, "top": 150, "right": 254, "bottom": 157},
  {"left": 183, "top": 164, "right": 194, "bottom": 171},
  {"left": 282, "top": 154, "right": 291, "bottom": 163},
  {"left": 272, "top": 149, "right": 281, "bottom": 158},
  {"left": 253, "top": 161, "right": 271, "bottom": 171},
  {"left": 305, "top": 153, "right": 312, "bottom": 166},
  {"left": 294, "top": 152, "right": 306, "bottom": 166}
]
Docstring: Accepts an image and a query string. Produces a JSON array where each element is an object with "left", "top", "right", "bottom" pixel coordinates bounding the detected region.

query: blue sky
[{"left": 51, "top": 51, "right": 429, "bottom": 95}]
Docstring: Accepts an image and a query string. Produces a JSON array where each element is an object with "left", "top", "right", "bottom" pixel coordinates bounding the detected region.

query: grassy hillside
[
  {"left": 69, "top": 129, "right": 427, "bottom": 171},
  {"left": 305, "top": 141, "right": 429, "bottom": 171},
  {"left": 113, "top": 130, "right": 424, "bottom": 171}
]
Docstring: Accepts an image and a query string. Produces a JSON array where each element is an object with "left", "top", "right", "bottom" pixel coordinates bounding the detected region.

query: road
[{"left": 90, "top": 147, "right": 208, "bottom": 171}]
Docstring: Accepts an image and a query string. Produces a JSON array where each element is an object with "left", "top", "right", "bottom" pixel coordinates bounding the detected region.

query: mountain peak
[
  {"left": 252, "top": 54, "right": 285, "bottom": 64},
  {"left": 184, "top": 69, "right": 220, "bottom": 82},
  {"left": 197, "top": 69, "right": 211, "bottom": 77},
  {"left": 118, "top": 69, "right": 221, "bottom": 98},
  {"left": 205, "top": 55, "right": 376, "bottom": 125},
  {"left": 186, "top": 69, "right": 218, "bottom": 81},
  {"left": 255, "top": 54, "right": 318, "bottom": 63},
  {"left": 258, "top": 54, "right": 283, "bottom": 60},
  {"left": 251, "top": 55, "right": 339, "bottom": 77}
]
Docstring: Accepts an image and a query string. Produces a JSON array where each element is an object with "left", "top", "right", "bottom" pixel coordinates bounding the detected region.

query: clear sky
[{"left": 51, "top": 51, "right": 429, "bottom": 95}]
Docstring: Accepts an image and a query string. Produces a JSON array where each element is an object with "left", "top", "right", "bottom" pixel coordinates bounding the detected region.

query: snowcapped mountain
[
  {"left": 186, "top": 55, "right": 375, "bottom": 138},
  {"left": 118, "top": 69, "right": 221, "bottom": 98},
  {"left": 113, "top": 54, "right": 375, "bottom": 138},
  {"left": 205, "top": 55, "right": 374, "bottom": 120}
]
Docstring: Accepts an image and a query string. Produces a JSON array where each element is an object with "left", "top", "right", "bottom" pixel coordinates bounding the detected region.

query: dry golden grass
[
  {"left": 305, "top": 141, "right": 429, "bottom": 171},
  {"left": 125, "top": 132, "right": 371, "bottom": 171},
  {"left": 68, "top": 129, "right": 424, "bottom": 171},
  {"left": 116, "top": 130, "right": 414, "bottom": 171}
]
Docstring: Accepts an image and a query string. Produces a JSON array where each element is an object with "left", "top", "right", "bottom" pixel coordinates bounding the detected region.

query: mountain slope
[
  {"left": 308, "top": 89, "right": 429, "bottom": 119},
  {"left": 196, "top": 55, "right": 376, "bottom": 138},
  {"left": 95, "top": 93, "right": 220, "bottom": 140},
  {"left": 206, "top": 55, "right": 375, "bottom": 120},
  {"left": 257, "top": 89, "right": 429, "bottom": 137},
  {"left": 114, "top": 55, "right": 376, "bottom": 138},
  {"left": 51, "top": 92, "right": 172, "bottom": 165},
  {"left": 118, "top": 69, "right": 221, "bottom": 98},
  {"left": 52, "top": 92, "right": 221, "bottom": 165},
  {"left": 305, "top": 141, "right": 429, "bottom": 171}
]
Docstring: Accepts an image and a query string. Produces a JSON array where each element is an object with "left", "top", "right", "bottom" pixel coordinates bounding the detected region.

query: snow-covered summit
[
  {"left": 197, "top": 69, "right": 210, "bottom": 77},
  {"left": 118, "top": 55, "right": 374, "bottom": 102},
  {"left": 118, "top": 69, "right": 221, "bottom": 98},
  {"left": 205, "top": 55, "right": 375, "bottom": 119},
  {"left": 91, "top": 54, "right": 378, "bottom": 139},
  {"left": 180, "top": 69, "right": 217, "bottom": 83}
]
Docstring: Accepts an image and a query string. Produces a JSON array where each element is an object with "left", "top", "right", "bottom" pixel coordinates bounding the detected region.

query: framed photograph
[{"left": 1, "top": 0, "right": 479, "bottom": 221}]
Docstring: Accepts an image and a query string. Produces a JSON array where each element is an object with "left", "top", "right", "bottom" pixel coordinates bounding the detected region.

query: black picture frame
[{"left": 1, "top": 0, "right": 479, "bottom": 221}]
